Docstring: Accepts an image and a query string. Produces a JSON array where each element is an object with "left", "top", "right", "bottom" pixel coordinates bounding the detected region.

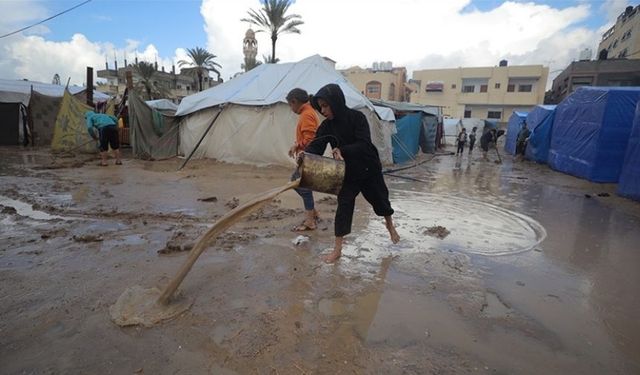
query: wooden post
[
  {"left": 126, "top": 70, "right": 133, "bottom": 90},
  {"left": 86, "top": 66, "right": 93, "bottom": 106}
]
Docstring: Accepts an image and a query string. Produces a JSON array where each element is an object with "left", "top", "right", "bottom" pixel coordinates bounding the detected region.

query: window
[
  {"left": 425, "top": 81, "right": 443, "bottom": 92},
  {"left": 507, "top": 84, "right": 515, "bottom": 92},
  {"left": 613, "top": 39, "right": 618, "bottom": 48},
  {"left": 518, "top": 84, "right": 533, "bottom": 92},
  {"left": 487, "top": 111, "right": 502, "bottom": 119},
  {"left": 480, "top": 84, "right": 488, "bottom": 93},
  {"left": 464, "top": 109, "right": 472, "bottom": 118},
  {"left": 365, "top": 81, "right": 382, "bottom": 99},
  {"left": 495, "top": 83, "right": 501, "bottom": 89},
  {"left": 177, "top": 84, "right": 182, "bottom": 89},
  {"left": 619, "top": 48, "right": 628, "bottom": 58},
  {"left": 389, "top": 83, "right": 396, "bottom": 100},
  {"left": 462, "top": 85, "right": 475, "bottom": 93},
  {"left": 451, "top": 84, "right": 457, "bottom": 89}
]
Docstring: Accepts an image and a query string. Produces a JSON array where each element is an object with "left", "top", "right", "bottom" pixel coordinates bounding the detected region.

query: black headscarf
[{"left": 306, "top": 84, "right": 381, "bottom": 180}]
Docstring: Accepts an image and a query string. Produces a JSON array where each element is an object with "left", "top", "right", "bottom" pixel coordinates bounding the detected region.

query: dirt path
[{"left": 1, "top": 147, "right": 639, "bottom": 374}]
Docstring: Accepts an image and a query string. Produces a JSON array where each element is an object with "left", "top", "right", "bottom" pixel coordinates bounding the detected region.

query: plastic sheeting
[
  {"left": 524, "top": 105, "right": 556, "bottom": 164},
  {"left": 421, "top": 115, "right": 437, "bottom": 154},
  {"left": 145, "top": 99, "right": 178, "bottom": 113},
  {"left": 393, "top": 113, "right": 423, "bottom": 164},
  {"left": 617, "top": 101, "right": 640, "bottom": 200},
  {"left": 129, "top": 92, "right": 180, "bottom": 160},
  {"left": 29, "top": 91, "right": 62, "bottom": 146},
  {"left": 504, "top": 111, "right": 528, "bottom": 155},
  {"left": 51, "top": 90, "right": 98, "bottom": 153},
  {"left": 549, "top": 86, "right": 640, "bottom": 183}
]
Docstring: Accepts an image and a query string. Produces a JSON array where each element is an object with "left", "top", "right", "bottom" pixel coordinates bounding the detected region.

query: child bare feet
[
  {"left": 384, "top": 216, "right": 400, "bottom": 244},
  {"left": 323, "top": 249, "right": 342, "bottom": 263},
  {"left": 323, "top": 237, "right": 343, "bottom": 263}
]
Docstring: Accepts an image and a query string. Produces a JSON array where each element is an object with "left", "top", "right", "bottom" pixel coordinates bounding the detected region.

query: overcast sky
[{"left": 0, "top": 0, "right": 630, "bottom": 87}]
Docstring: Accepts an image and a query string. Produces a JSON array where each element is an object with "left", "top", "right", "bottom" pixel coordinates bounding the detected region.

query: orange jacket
[{"left": 295, "top": 102, "right": 319, "bottom": 152}]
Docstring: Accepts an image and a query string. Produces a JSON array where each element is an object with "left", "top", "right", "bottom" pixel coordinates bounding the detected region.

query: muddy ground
[{"left": 1, "top": 145, "right": 639, "bottom": 375}]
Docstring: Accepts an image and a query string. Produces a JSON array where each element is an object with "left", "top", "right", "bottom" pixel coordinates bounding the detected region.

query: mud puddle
[{"left": 0, "top": 195, "right": 67, "bottom": 221}]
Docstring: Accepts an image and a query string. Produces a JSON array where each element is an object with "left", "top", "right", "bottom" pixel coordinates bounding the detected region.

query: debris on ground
[
  {"left": 1, "top": 205, "right": 17, "bottom": 214},
  {"left": 198, "top": 196, "right": 218, "bottom": 202},
  {"left": 72, "top": 234, "right": 104, "bottom": 242},
  {"left": 292, "top": 235, "right": 310, "bottom": 245},
  {"left": 158, "top": 231, "right": 194, "bottom": 254},
  {"left": 423, "top": 225, "right": 451, "bottom": 239},
  {"left": 225, "top": 197, "right": 240, "bottom": 209},
  {"left": 318, "top": 196, "right": 338, "bottom": 204}
]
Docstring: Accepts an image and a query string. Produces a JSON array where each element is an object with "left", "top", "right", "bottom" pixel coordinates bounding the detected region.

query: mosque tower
[{"left": 242, "top": 28, "right": 258, "bottom": 72}]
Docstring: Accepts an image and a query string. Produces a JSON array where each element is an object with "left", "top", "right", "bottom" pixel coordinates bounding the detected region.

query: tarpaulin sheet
[
  {"left": 421, "top": 115, "right": 437, "bottom": 154},
  {"left": 129, "top": 92, "right": 180, "bottom": 160},
  {"left": 393, "top": 113, "right": 422, "bottom": 164},
  {"left": 524, "top": 105, "right": 556, "bottom": 164},
  {"left": 51, "top": 90, "right": 98, "bottom": 153},
  {"left": 29, "top": 91, "right": 62, "bottom": 146},
  {"left": 548, "top": 86, "right": 640, "bottom": 182},
  {"left": 504, "top": 111, "right": 528, "bottom": 155},
  {"left": 617, "top": 101, "right": 640, "bottom": 200}
]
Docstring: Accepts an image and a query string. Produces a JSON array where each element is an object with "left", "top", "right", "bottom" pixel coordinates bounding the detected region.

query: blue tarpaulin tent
[
  {"left": 524, "top": 105, "right": 556, "bottom": 163},
  {"left": 504, "top": 111, "right": 528, "bottom": 155},
  {"left": 548, "top": 86, "right": 640, "bottom": 183},
  {"left": 392, "top": 113, "right": 422, "bottom": 164},
  {"left": 618, "top": 102, "right": 640, "bottom": 200}
]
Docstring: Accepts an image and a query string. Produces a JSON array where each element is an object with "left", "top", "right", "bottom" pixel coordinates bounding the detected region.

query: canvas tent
[
  {"left": 548, "top": 86, "right": 640, "bottom": 183},
  {"left": 0, "top": 79, "right": 110, "bottom": 146},
  {"left": 370, "top": 99, "right": 439, "bottom": 163},
  {"left": 130, "top": 92, "right": 180, "bottom": 160},
  {"left": 373, "top": 105, "right": 397, "bottom": 164},
  {"left": 524, "top": 105, "right": 556, "bottom": 164},
  {"left": 443, "top": 118, "right": 494, "bottom": 146},
  {"left": 504, "top": 111, "right": 529, "bottom": 155},
  {"left": 617, "top": 101, "right": 640, "bottom": 200},
  {"left": 146, "top": 99, "right": 178, "bottom": 114},
  {"left": 176, "top": 55, "right": 392, "bottom": 166}
]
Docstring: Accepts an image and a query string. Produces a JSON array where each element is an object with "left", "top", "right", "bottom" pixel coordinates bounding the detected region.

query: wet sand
[{"left": 1, "top": 146, "right": 639, "bottom": 374}]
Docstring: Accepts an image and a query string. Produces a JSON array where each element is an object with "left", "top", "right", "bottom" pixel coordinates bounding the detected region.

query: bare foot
[
  {"left": 323, "top": 249, "right": 342, "bottom": 263},
  {"left": 386, "top": 222, "right": 400, "bottom": 244}
]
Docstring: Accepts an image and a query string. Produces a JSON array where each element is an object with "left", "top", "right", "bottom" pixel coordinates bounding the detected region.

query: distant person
[
  {"left": 515, "top": 121, "right": 531, "bottom": 160},
  {"left": 456, "top": 128, "right": 467, "bottom": 155},
  {"left": 85, "top": 111, "right": 121, "bottom": 166},
  {"left": 305, "top": 83, "right": 400, "bottom": 263},
  {"left": 468, "top": 126, "right": 477, "bottom": 154},
  {"left": 480, "top": 128, "right": 497, "bottom": 161},
  {"left": 286, "top": 88, "right": 320, "bottom": 231}
]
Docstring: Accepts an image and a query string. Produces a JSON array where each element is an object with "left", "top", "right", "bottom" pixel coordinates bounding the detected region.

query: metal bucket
[{"left": 297, "top": 152, "right": 345, "bottom": 195}]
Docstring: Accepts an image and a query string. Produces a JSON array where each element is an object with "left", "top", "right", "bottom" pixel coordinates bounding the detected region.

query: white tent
[
  {"left": 0, "top": 78, "right": 110, "bottom": 106},
  {"left": 176, "top": 55, "right": 392, "bottom": 166},
  {"left": 146, "top": 99, "right": 178, "bottom": 113},
  {"left": 443, "top": 118, "right": 485, "bottom": 145}
]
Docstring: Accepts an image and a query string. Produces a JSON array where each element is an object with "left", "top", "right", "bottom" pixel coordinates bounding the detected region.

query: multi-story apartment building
[
  {"left": 546, "top": 59, "right": 640, "bottom": 104},
  {"left": 411, "top": 61, "right": 548, "bottom": 121},
  {"left": 97, "top": 60, "right": 220, "bottom": 102},
  {"left": 340, "top": 62, "right": 409, "bottom": 102},
  {"left": 598, "top": 5, "right": 640, "bottom": 60}
]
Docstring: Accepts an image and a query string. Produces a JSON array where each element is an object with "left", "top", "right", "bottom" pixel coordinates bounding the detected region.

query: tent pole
[{"left": 178, "top": 105, "right": 225, "bottom": 171}]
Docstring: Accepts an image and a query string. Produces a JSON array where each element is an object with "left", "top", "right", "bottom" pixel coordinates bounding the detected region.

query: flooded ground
[{"left": 1, "top": 145, "right": 639, "bottom": 374}]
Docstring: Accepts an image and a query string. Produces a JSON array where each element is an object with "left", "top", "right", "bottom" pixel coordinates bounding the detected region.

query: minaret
[{"left": 243, "top": 28, "right": 258, "bottom": 72}]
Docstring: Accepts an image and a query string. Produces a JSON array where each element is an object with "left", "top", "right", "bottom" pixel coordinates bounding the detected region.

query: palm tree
[
  {"left": 262, "top": 54, "right": 279, "bottom": 64},
  {"left": 178, "top": 47, "right": 222, "bottom": 91},
  {"left": 132, "top": 61, "right": 167, "bottom": 100},
  {"left": 241, "top": 0, "right": 303, "bottom": 64}
]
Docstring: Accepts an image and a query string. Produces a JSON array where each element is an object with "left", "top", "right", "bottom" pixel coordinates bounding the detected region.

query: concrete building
[
  {"left": 340, "top": 62, "right": 409, "bottom": 102},
  {"left": 411, "top": 61, "right": 548, "bottom": 121},
  {"left": 598, "top": 5, "right": 640, "bottom": 60},
  {"left": 546, "top": 59, "right": 640, "bottom": 104},
  {"left": 97, "top": 60, "right": 219, "bottom": 101}
]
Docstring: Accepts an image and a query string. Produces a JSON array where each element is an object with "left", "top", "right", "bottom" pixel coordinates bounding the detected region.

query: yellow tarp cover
[{"left": 51, "top": 90, "right": 97, "bottom": 153}]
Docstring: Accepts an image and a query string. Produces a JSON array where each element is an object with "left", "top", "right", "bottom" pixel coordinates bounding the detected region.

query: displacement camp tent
[
  {"left": 548, "top": 86, "right": 640, "bottom": 183},
  {"left": 370, "top": 99, "right": 439, "bottom": 162},
  {"left": 176, "top": 55, "right": 392, "bottom": 166},
  {"left": 524, "top": 105, "right": 556, "bottom": 164},
  {"left": 145, "top": 99, "right": 178, "bottom": 114},
  {"left": 51, "top": 90, "right": 98, "bottom": 153},
  {"left": 130, "top": 92, "right": 181, "bottom": 160},
  {"left": 373, "top": 105, "right": 397, "bottom": 164},
  {"left": 617, "top": 102, "right": 640, "bottom": 200},
  {"left": 504, "top": 111, "right": 528, "bottom": 155},
  {"left": 0, "top": 78, "right": 109, "bottom": 146}
]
